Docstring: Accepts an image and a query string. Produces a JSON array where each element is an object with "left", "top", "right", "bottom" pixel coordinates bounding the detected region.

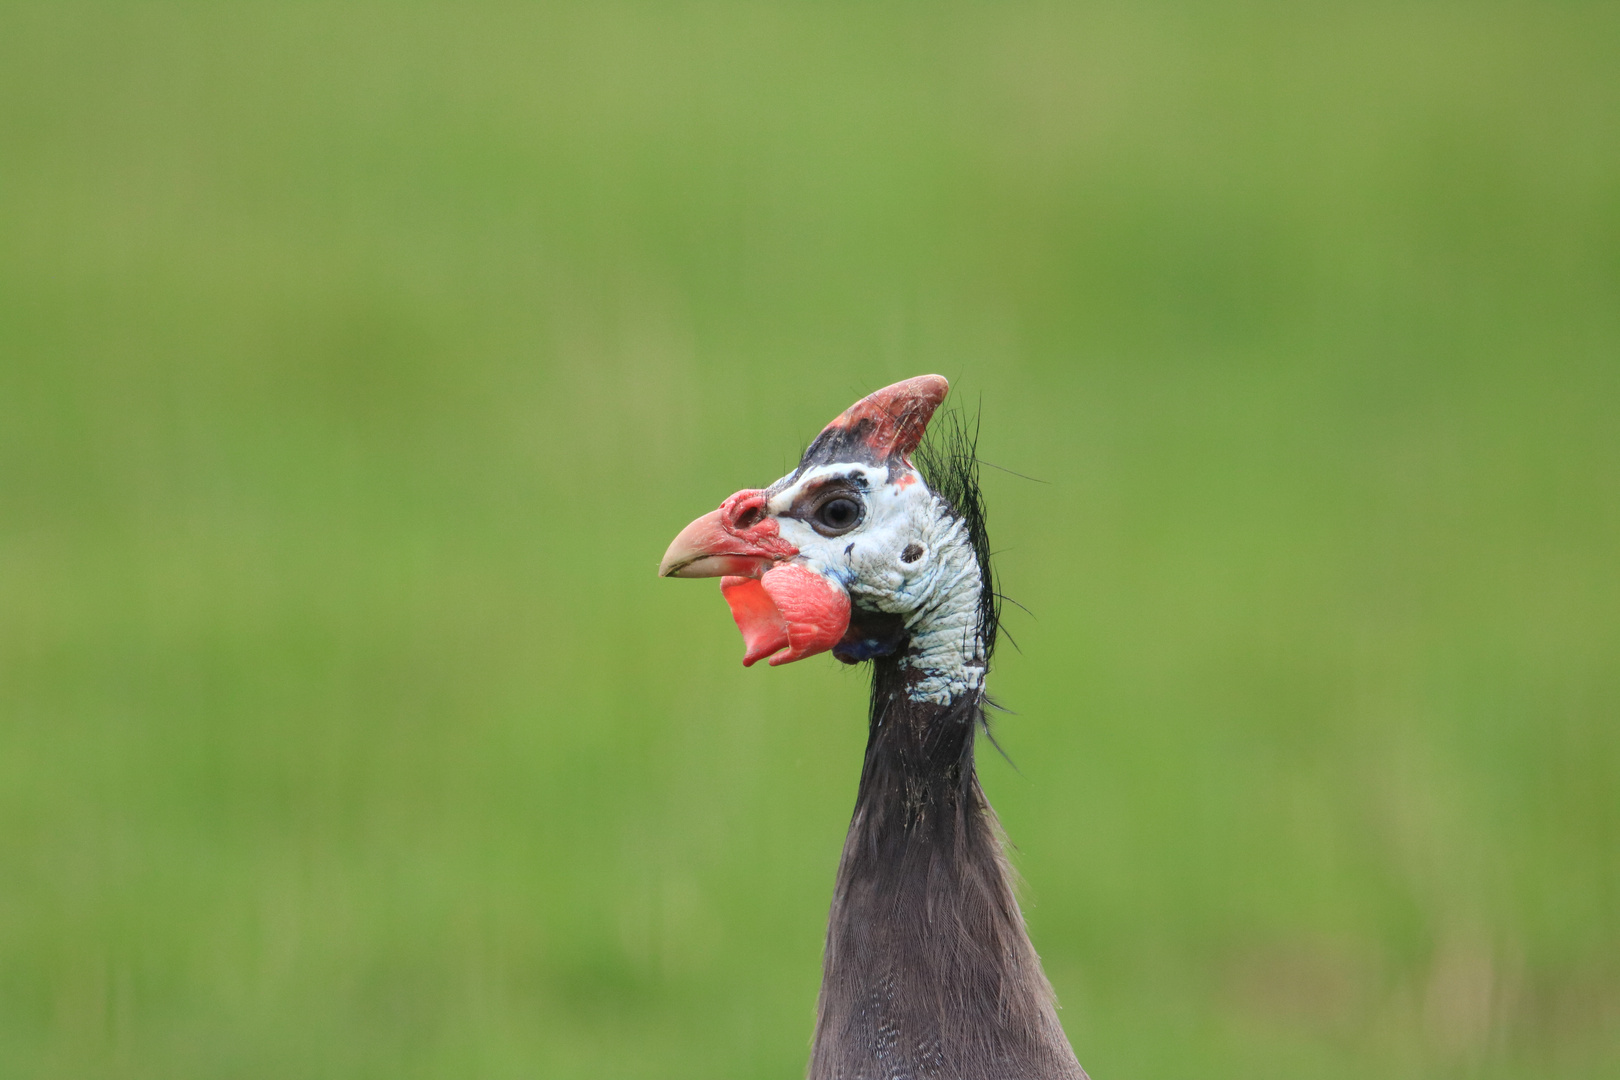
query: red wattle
[
  {"left": 720, "top": 566, "right": 852, "bottom": 667},
  {"left": 759, "top": 564, "right": 852, "bottom": 666},
  {"left": 721, "top": 576, "right": 791, "bottom": 667}
]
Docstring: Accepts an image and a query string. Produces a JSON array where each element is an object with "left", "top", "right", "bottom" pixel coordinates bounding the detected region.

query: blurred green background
[{"left": 2, "top": 2, "right": 1617, "bottom": 1077}]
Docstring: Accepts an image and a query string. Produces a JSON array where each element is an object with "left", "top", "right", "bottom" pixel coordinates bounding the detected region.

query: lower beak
[{"left": 658, "top": 509, "right": 775, "bottom": 578}]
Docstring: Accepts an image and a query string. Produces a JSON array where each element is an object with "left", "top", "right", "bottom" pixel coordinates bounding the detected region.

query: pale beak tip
[{"left": 659, "top": 507, "right": 778, "bottom": 580}]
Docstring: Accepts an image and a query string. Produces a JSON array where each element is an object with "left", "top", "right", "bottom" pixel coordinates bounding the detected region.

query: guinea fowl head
[
  {"left": 659, "top": 376, "right": 1087, "bottom": 1080},
  {"left": 659, "top": 374, "right": 996, "bottom": 704}
]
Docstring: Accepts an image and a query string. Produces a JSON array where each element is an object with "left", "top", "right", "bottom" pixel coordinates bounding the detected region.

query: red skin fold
[
  {"left": 659, "top": 489, "right": 801, "bottom": 579},
  {"left": 720, "top": 577, "right": 790, "bottom": 665},
  {"left": 716, "top": 489, "right": 799, "bottom": 564},
  {"left": 722, "top": 565, "right": 851, "bottom": 667}
]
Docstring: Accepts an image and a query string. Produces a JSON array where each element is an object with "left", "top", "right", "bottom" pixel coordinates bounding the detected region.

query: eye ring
[{"left": 810, "top": 494, "right": 864, "bottom": 536}]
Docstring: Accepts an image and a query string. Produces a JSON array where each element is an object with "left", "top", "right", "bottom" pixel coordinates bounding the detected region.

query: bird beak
[
  {"left": 659, "top": 487, "right": 800, "bottom": 578},
  {"left": 658, "top": 509, "right": 775, "bottom": 579},
  {"left": 660, "top": 490, "right": 850, "bottom": 666}
]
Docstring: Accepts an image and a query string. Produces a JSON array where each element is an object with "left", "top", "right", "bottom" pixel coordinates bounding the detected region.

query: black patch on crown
[{"left": 799, "top": 417, "right": 888, "bottom": 471}]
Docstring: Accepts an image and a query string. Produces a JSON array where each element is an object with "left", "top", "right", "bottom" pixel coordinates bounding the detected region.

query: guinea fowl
[{"left": 659, "top": 375, "right": 1087, "bottom": 1080}]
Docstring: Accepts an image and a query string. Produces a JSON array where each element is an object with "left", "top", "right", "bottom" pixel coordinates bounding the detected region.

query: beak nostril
[{"left": 735, "top": 506, "right": 765, "bottom": 530}]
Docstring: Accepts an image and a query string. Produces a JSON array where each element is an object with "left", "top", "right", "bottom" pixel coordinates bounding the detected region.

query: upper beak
[
  {"left": 660, "top": 494, "right": 848, "bottom": 667},
  {"left": 658, "top": 509, "right": 775, "bottom": 578}
]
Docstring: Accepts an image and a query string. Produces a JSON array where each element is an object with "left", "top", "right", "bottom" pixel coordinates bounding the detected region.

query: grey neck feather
[{"left": 807, "top": 655, "right": 1088, "bottom": 1080}]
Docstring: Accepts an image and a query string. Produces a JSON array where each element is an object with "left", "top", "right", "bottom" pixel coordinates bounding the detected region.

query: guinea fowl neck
[
  {"left": 851, "top": 657, "right": 984, "bottom": 847},
  {"left": 807, "top": 656, "right": 1087, "bottom": 1080}
]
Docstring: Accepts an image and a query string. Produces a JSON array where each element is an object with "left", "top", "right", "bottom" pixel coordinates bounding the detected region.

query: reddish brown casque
[
  {"left": 817, "top": 374, "right": 949, "bottom": 463},
  {"left": 721, "top": 564, "right": 851, "bottom": 667}
]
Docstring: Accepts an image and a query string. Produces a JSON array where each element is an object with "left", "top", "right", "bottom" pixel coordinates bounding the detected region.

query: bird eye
[{"left": 813, "top": 496, "right": 863, "bottom": 535}]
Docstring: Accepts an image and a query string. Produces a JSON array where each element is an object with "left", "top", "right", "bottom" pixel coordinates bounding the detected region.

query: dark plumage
[
  {"left": 660, "top": 376, "right": 1085, "bottom": 1079},
  {"left": 810, "top": 413, "right": 1086, "bottom": 1080}
]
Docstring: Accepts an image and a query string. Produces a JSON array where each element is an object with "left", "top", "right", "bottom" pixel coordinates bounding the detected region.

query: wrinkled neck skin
[
  {"left": 768, "top": 465, "right": 987, "bottom": 706},
  {"left": 808, "top": 545, "right": 1086, "bottom": 1080},
  {"left": 846, "top": 506, "right": 986, "bottom": 706}
]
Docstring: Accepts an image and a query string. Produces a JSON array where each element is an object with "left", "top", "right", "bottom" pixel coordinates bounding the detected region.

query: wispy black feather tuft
[{"left": 913, "top": 407, "right": 1000, "bottom": 665}]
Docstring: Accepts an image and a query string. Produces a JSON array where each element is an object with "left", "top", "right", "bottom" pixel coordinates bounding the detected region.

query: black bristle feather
[{"left": 912, "top": 406, "right": 1001, "bottom": 666}]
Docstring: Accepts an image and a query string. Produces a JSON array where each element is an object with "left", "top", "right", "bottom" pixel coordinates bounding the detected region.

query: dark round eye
[{"left": 813, "top": 496, "right": 863, "bottom": 534}]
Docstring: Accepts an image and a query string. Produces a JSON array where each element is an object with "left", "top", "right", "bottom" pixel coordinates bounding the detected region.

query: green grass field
[{"left": 2, "top": 3, "right": 1617, "bottom": 1077}]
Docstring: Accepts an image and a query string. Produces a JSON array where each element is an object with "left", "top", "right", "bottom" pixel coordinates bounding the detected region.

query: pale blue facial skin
[{"left": 765, "top": 461, "right": 986, "bottom": 704}]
